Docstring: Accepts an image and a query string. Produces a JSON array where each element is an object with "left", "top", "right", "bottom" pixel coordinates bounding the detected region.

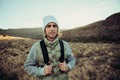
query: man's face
[{"left": 45, "top": 22, "right": 58, "bottom": 40}]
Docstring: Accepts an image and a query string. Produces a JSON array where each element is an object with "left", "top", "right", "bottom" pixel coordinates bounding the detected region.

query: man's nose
[{"left": 50, "top": 26, "right": 54, "bottom": 30}]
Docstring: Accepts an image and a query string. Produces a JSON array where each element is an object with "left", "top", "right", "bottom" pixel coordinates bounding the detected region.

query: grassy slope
[
  {"left": 0, "top": 36, "right": 120, "bottom": 80},
  {"left": 0, "top": 28, "right": 66, "bottom": 39},
  {"left": 0, "top": 28, "right": 43, "bottom": 39},
  {"left": 62, "top": 20, "right": 120, "bottom": 42}
]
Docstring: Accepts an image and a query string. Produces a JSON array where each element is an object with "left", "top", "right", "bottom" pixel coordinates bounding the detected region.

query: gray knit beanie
[{"left": 42, "top": 15, "right": 58, "bottom": 32}]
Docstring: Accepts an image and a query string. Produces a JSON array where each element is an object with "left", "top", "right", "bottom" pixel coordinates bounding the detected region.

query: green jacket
[{"left": 24, "top": 37, "right": 76, "bottom": 80}]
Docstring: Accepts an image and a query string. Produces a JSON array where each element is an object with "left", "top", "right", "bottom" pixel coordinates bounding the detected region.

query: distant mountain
[
  {"left": 61, "top": 12, "right": 120, "bottom": 43},
  {"left": 0, "top": 27, "right": 67, "bottom": 39},
  {"left": 0, "top": 27, "right": 43, "bottom": 39},
  {"left": 1, "top": 12, "right": 120, "bottom": 42}
]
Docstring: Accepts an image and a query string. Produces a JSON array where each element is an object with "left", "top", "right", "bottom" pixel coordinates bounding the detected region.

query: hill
[
  {"left": 62, "top": 12, "right": 120, "bottom": 43},
  {"left": 0, "top": 28, "right": 66, "bottom": 39},
  {"left": 0, "top": 27, "right": 43, "bottom": 39},
  {"left": 0, "top": 12, "right": 120, "bottom": 42}
]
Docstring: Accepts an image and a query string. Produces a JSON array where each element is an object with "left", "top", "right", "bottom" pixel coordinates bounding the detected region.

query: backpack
[{"left": 40, "top": 39, "right": 64, "bottom": 65}]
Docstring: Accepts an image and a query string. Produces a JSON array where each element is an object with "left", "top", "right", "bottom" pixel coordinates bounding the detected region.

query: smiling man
[{"left": 24, "top": 15, "right": 76, "bottom": 80}]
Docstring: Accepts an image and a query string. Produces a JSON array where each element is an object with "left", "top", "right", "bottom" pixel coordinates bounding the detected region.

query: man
[{"left": 24, "top": 15, "right": 76, "bottom": 80}]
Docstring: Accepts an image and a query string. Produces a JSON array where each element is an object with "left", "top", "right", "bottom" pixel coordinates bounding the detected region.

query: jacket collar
[{"left": 44, "top": 37, "right": 59, "bottom": 48}]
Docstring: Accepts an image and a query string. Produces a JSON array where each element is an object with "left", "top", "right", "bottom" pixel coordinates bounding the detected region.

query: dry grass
[
  {"left": 0, "top": 36, "right": 120, "bottom": 80},
  {"left": 69, "top": 42, "right": 120, "bottom": 80},
  {"left": 0, "top": 35, "right": 25, "bottom": 40},
  {"left": 0, "top": 35, "right": 36, "bottom": 80}
]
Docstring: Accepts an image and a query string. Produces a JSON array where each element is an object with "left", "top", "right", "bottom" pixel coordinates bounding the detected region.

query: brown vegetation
[
  {"left": 0, "top": 36, "right": 37, "bottom": 80},
  {"left": 0, "top": 36, "right": 120, "bottom": 80},
  {"left": 0, "top": 28, "right": 43, "bottom": 39},
  {"left": 62, "top": 12, "right": 120, "bottom": 43}
]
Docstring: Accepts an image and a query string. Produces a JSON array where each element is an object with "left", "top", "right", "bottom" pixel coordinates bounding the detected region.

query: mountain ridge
[
  {"left": 0, "top": 12, "right": 120, "bottom": 42},
  {"left": 61, "top": 12, "right": 120, "bottom": 42}
]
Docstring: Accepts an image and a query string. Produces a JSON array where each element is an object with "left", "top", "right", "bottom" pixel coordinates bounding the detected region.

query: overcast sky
[{"left": 0, "top": 0, "right": 120, "bottom": 29}]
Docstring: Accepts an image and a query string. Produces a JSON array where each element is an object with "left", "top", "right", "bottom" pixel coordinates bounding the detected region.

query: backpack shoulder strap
[
  {"left": 40, "top": 39, "right": 65, "bottom": 65},
  {"left": 40, "top": 40, "right": 50, "bottom": 65},
  {"left": 59, "top": 39, "right": 64, "bottom": 63}
]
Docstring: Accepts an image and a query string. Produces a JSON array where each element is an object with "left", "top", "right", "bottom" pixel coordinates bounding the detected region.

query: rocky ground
[{"left": 0, "top": 35, "right": 120, "bottom": 80}]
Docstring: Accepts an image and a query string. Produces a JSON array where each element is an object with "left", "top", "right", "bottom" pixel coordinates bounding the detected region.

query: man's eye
[
  {"left": 46, "top": 25, "right": 57, "bottom": 28},
  {"left": 53, "top": 25, "right": 57, "bottom": 27},
  {"left": 47, "top": 25, "right": 51, "bottom": 28}
]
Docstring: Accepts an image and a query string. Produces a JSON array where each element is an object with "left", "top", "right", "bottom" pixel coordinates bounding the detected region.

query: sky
[{"left": 0, "top": 0, "right": 120, "bottom": 29}]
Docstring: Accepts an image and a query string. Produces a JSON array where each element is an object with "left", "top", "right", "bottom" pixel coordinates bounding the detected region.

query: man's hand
[
  {"left": 58, "top": 62, "right": 69, "bottom": 72},
  {"left": 44, "top": 64, "right": 52, "bottom": 75}
]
